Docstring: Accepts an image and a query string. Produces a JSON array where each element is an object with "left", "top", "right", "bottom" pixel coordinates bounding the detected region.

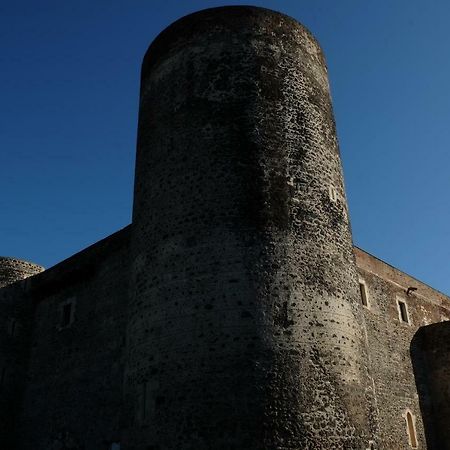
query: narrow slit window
[
  {"left": 62, "top": 303, "right": 72, "bottom": 327},
  {"left": 329, "top": 184, "right": 338, "bottom": 202},
  {"left": 359, "top": 281, "right": 368, "bottom": 307},
  {"left": 398, "top": 299, "right": 409, "bottom": 324},
  {"left": 8, "top": 318, "right": 17, "bottom": 337},
  {"left": 406, "top": 411, "right": 418, "bottom": 448},
  {"left": 142, "top": 382, "right": 147, "bottom": 419},
  {"left": 59, "top": 299, "right": 75, "bottom": 329}
]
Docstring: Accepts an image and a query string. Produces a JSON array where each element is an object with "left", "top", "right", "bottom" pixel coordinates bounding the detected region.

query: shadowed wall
[{"left": 411, "top": 322, "right": 450, "bottom": 450}]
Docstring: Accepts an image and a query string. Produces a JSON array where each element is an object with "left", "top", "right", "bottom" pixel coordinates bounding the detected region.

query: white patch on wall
[
  {"left": 358, "top": 279, "right": 370, "bottom": 308},
  {"left": 328, "top": 184, "right": 338, "bottom": 202}
]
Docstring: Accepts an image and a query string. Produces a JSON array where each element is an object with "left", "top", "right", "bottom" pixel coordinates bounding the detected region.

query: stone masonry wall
[
  {"left": 355, "top": 247, "right": 450, "bottom": 450},
  {"left": 14, "top": 226, "right": 131, "bottom": 450},
  {"left": 2, "top": 7, "right": 450, "bottom": 450},
  {"left": 2, "top": 238, "right": 448, "bottom": 449},
  {"left": 0, "top": 257, "right": 43, "bottom": 447},
  {"left": 0, "top": 282, "right": 34, "bottom": 448}
]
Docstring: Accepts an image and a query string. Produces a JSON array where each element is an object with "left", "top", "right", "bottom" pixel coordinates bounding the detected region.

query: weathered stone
[
  {"left": 125, "top": 6, "right": 375, "bottom": 449},
  {"left": 1, "top": 6, "right": 450, "bottom": 450},
  {"left": 0, "top": 257, "right": 43, "bottom": 288}
]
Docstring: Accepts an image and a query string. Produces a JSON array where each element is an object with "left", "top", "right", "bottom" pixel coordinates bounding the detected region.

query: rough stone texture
[
  {"left": 411, "top": 322, "right": 450, "bottom": 450},
  {"left": 125, "top": 6, "right": 376, "bottom": 449},
  {"left": 355, "top": 247, "right": 450, "bottom": 450},
  {"left": 0, "top": 258, "right": 43, "bottom": 447},
  {"left": 0, "top": 283, "right": 32, "bottom": 448},
  {"left": 0, "top": 257, "right": 43, "bottom": 288},
  {"left": 14, "top": 226, "right": 131, "bottom": 450},
  {"left": 1, "top": 6, "right": 450, "bottom": 450}
]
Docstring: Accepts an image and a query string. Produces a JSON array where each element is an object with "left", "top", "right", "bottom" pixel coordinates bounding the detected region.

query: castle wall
[
  {"left": 0, "top": 258, "right": 43, "bottom": 447},
  {"left": 15, "top": 226, "right": 131, "bottom": 450},
  {"left": 0, "top": 282, "right": 34, "bottom": 448},
  {"left": 355, "top": 247, "right": 450, "bottom": 450},
  {"left": 2, "top": 7, "right": 450, "bottom": 450}
]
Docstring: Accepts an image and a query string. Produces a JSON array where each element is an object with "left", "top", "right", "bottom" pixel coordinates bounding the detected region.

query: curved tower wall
[
  {"left": 0, "top": 257, "right": 43, "bottom": 446},
  {"left": 125, "top": 6, "right": 376, "bottom": 448},
  {"left": 0, "top": 257, "right": 43, "bottom": 288}
]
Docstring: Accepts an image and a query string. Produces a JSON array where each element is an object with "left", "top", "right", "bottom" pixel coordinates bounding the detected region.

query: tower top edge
[
  {"left": 0, "top": 256, "right": 44, "bottom": 271},
  {"left": 141, "top": 5, "right": 323, "bottom": 77}
]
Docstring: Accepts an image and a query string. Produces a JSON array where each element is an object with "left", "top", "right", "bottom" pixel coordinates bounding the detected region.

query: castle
[{"left": 1, "top": 6, "right": 449, "bottom": 450}]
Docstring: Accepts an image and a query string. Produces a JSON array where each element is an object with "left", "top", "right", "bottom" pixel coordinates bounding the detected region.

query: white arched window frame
[{"left": 402, "top": 409, "right": 418, "bottom": 448}]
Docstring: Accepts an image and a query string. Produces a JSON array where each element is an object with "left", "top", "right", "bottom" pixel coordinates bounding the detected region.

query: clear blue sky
[{"left": 1, "top": 0, "right": 450, "bottom": 294}]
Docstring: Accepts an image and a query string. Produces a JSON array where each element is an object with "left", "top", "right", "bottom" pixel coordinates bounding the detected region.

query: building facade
[{"left": 1, "top": 6, "right": 448, "bottom": 450}]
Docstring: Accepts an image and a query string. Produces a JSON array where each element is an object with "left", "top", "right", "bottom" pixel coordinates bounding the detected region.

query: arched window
[{"left": 405, "top": 410, "right": 418, "bottom": 448}]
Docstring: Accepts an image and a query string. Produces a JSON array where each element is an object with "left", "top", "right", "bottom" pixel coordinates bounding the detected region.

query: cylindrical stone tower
[
  {"left": 125, "top": 6, "right": 376, "bottom": 449},
  {"left": 0, "top": 257, "right": 43, "bottom": 288}
]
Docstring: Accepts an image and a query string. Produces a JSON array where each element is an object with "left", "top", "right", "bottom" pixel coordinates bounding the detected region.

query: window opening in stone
[
  {"left": 142, "top": 381, "right": 148, "bottom": 421},
  {"left": 62, "top": 303, "right": 72, "bottom": 327},
  {"left": 329, "top": 184, "right": 338, "bottom": 202},
  {"left": 368, "top": 441, "right": 375, "bottom": 450},
  {"left": 398, "top": 299, "right": 409, "bottom": 323},
  {"left": 359, "top": 281, "right": 368, "bottom": 307},
  {"left": 406, "top": 411, "right": 418, "bottom": 448},
  {"left": 8, "top": 318, "right": 17, "bottom": 337}
]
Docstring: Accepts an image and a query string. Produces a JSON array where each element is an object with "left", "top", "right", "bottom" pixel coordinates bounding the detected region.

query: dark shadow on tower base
[{"left": 411, "top": 322, "right": 450, "bottom": 450}]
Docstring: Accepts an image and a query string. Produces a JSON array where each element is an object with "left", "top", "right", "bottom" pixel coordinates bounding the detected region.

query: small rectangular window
[
  {"left": 359, "top": 282, "right": 368, "bottom": 307},
  {"left": 138, "top": 381, "right": 149, "bottom": 423},
  {"left": 62, "top": 304, "right": 72, "bottom": 327},
  {"left": 59, "top": 298, "right": 75, "bottom": 329},
  {"left": 8, "top": 318, "right": 17, "bottom": 337},
  {"left": 142, "top": 382, "right": 148, "bottom": 420},
  {"left": 329, "top": 184, "right": 338, "bottom": 202},
  {"left": 398, "top": 299, "right": 409, "bottom": 324}
]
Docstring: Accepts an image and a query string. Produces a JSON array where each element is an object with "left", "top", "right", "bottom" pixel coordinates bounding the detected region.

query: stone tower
[
  {"left": 125, "top": 6, "right": 376, "bottom": 449},
  {"left": 0, "top": 257, "right": 43, "bottom": 289}
]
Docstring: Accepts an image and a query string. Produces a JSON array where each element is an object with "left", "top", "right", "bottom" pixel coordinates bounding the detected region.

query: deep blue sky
[{"left": 2, "top": 0, "right": 450, "bottom": 294}]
